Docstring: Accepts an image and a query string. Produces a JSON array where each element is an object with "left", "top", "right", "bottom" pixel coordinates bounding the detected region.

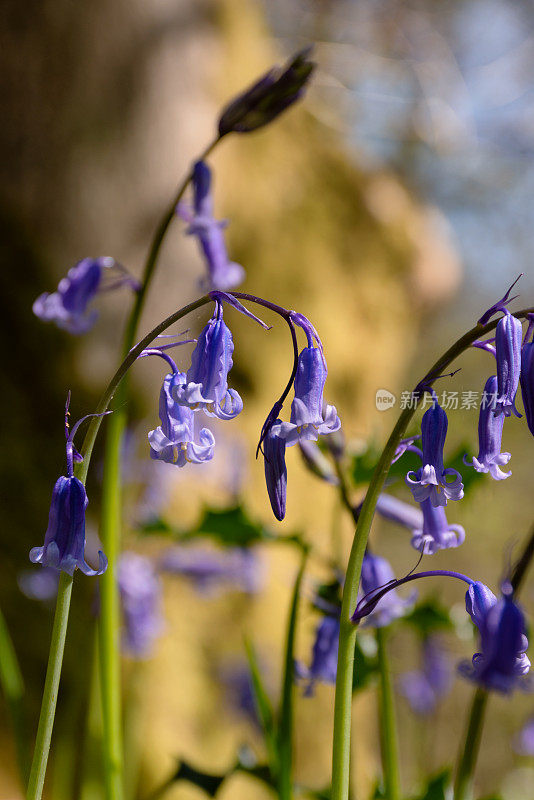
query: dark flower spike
[
  {"left": 177, "top": 161, "right": 245, "bottom": 291},
  {"left": 359, "top": 553, "right": 416, "bottom": 628},
  {"left": 297, "top": 615, "right": 340, "bottom": 696},
  {"left": 172, "top": 301, "right": 243, "bottom": 421},
  {"left": 459, "top": 581, "right": 530, "bottom": 693},
  {"left": 263, "top": 420, "right": 287, "bottom": 521},
  {"left": 520, "top": 314, "right": 534, "bottom": 437},
  {"left": 149, "top": 371, "right": 215, "bottom": 466},
  {"left": 464, "top": 375, "right": 511, "bottom": 480},
  {"left": 218, "top": 47, "right": 315, "bottom": 137},
  {"left": 30, "top": 403, "right": 109, "bottom": 576},
  {"left": 405, "top": 395, "right": 464, "bottom": 507},
  {"left": 495, "top": 310, "right": 523, "bottom": 417},
  {"left": 400, "top": 636, "right": 452, "bottom": 715},
  {"left": 33, "top": 257, "right": 137, "bottom": 334},
  {"left": 478, "top": 273, "right": 522, "bottom": 326}
]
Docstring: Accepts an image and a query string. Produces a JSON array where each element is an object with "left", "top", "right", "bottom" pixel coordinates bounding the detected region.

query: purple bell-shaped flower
[{"left": 464, "top": 375, "right": 511, "bottom": 480}]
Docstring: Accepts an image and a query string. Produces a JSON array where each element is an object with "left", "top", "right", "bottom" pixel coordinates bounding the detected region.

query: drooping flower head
[
  {"left": 177, "top": 161, "right": 245, "bottom": 291},
  {"left": 520, "top": 314, "right": 534, "bottom": 437},
  {"left": 359, "top": 553, "right": 415, "bottom": 628},
  {"left": 263, "top": 421, "right": 287, "bottom": 521},
  {"left": 406, "top": 396, "right": 464, "bottom": 508},
  {"left": 218, "top": 47, "right": 315, "bottom": 137},
  {"left": 30, "top": 398, "right": 108, "bottom": 576},
  {"left": 400, "top": 636, "right": 453, "bottom": 715},
  {"left": 297, "top": 615, "right": 340, "bottom": 696},
  {"left": 173, "top": 301, "right": 243, "bottom": 421},
  {"left": 274, "top": 314, "right": 340, "bottom": 446},
  {"left": 373, "top": 492, "right": 465, "bottom": 554},
  {"left": 33, "top": 257, "right": 139, "bottom": 334},
  {"left": 464, "top": 375, "right": 511, "bottom": 480},
  {"left": 118, "top": 552, "right": 164, "bottom": 658},
  {"left": 459, "top": 582, "right": 530, "bottom": 693},
  {"left": 494, "top": 311, "right": 523, "bottom": 418},
  {"left": 159, "top": 546, "right": 262, "bottom": 595},
  {"left": 148, "top": 370, "right": 215, "bottom": 467}
]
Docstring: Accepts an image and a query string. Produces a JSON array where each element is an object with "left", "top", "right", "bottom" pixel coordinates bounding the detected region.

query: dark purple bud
[
  {"left": 218, "top": 47, "right": 315, "bottom": 137},
  {"left": 263, "top": 421, "right": 287, "bottom": 521},
  {"left": 406, "top": 399, "right": 463, "bottom": 507},
  {"left": 495, "top": 311, "right": 523, "bottom": 417},
  {"left": 118, "top": 552, "right": 164, "bottom": 658},
  {"left": 177, "top": 162, "right": 245, "bottom": 292},
  {"left": 520, "top": 334, "right": 534, "bottom": 436},
  {"left": 464, "top": 375, "right": 511, "bottom": 480}
]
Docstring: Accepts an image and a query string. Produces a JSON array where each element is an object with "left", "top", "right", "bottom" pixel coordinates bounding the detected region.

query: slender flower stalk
[
  {"left": 376, "top": 628, "right": 401, "bottom": 800},
  {"left": 453, "top": 520, "right": 534, "bottom": 800},
  {"left": 331, "top": 307, "right": 534, "bottom": 800}
]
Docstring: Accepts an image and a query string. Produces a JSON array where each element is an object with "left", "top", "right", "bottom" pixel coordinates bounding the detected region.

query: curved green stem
[
  {"left": 0, "top": 605, "right": 29, "bottom": 786},
  {"left": 376, "top": 628, "right": 400, "bottom": 800},
  {"left": 330, "top": 307, "right": 534, "bottom": 800},
  {"left": 27, "top": 573, "right": 73, "bottom": 800}
]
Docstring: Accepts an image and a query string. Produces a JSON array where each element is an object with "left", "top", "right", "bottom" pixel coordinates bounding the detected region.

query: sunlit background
[{"left": 2, "top": 0, "right": 534, "bottom": 798}]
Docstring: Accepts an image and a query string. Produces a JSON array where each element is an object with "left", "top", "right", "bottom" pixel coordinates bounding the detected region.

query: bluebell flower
[
  {"left": 410, "top": 499, "right": 465, "bottom": 555},
  {"left": 459, "top": 582, "right": 530, "bottom": 693},
  {"left": 464, "top": 376, "right": 511, "bottom": 480},
  {"left": 494, "top": 311, "right": 523, "bottom": 417},
  {"left": 359, "top": 553, "right": 415, "bottom": 628},
  {"left": 375, "top": 493, "right": 424, "bottom": 530},
  {"left": 520, "top": 318, "right": 534, "bottom": 437},
  {"left": 118, "top": 552, "right": 164, "bottom": 658},
  {"left": 33, "top": 257, "right": 138, "bottom": 334},
  {"left": 177, "top": 161, "right": 245, "bottom": 291},
  {"left": 173, "top": 302, "right": 243, "bottom": 421},
  {"left": 18, "top": 567, "right": 60, "bottom": 601},
  {"left": 148, "top": 371, "right": 215, "bottom": 466},
  {"left": 400, "top": 636, "right": 452, "bottom": 715},
  {"left": 274, "top": 347, "right": 340, "bottom": 446},
  {"left": 263, "top": 421, "right": 287, "bottom": 521},
  {"left": 219, "top": 663, "right": 262, "bottom": 728},
  {"left": 30, "top": 401, "right": 107, "bottom": 576},
  {"left": 159, "top": 546, "right": 262, "bottom": 595},
  {"left": 218, "top": 47, "right": 315, "bottom": 136},
  {"left": 406, "top": 398, "right": 464, "bottom": 507},
  {"left": 297, "top": 615, "right": 340, "bottom": 696}
]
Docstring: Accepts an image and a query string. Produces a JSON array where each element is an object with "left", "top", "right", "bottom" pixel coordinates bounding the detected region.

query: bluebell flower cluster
[
  {"left": 118, "top": 552, "right": 164, "bottom": 658},
  {"left": 159, "top": 545, "right": 262, "bottom": 595},
  {"left": 33, "top": 257, "right": 139, "bottom": 334}
]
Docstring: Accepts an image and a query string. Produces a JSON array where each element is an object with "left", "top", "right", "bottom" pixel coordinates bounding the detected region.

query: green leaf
[
  {"left": 191, "top": 505, "right": 274, "bottom": 547},
  {"left": 402, "top": 599, "right": 454, "bottom": 637},
  {"left": 410, "top": 769, "right": 451, "bottom": 800},
  {"left": 137, "top": 516, "right": 173, "bottom": 535},
  {"left": 352, "top": 637, "right": 379, "bottom": 694},
  {"left": 244, "top": 638, "right": 277, "bottom": 768},
  {"left": 170, "top": 760, "right": 227, "bottom": 797}
]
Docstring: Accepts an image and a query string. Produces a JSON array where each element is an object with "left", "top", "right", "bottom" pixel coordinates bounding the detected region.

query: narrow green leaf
[{"left": 0, "top": 605, "right": 29, "bottom": 785}]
